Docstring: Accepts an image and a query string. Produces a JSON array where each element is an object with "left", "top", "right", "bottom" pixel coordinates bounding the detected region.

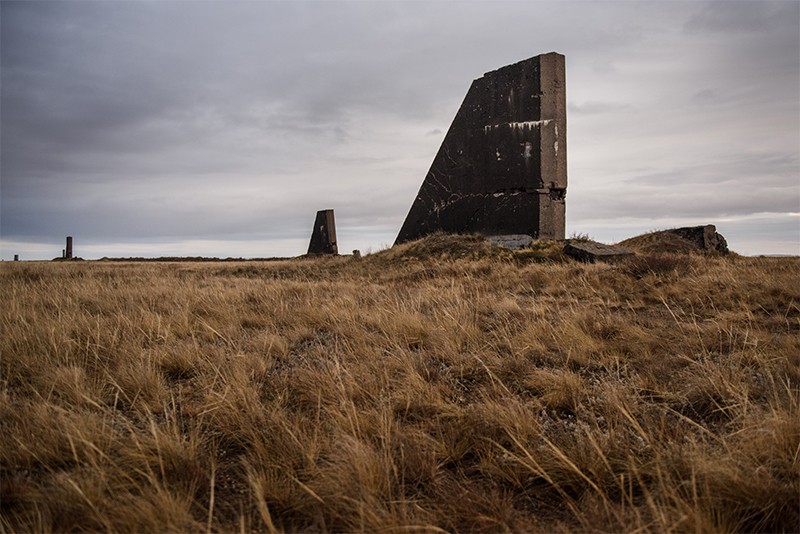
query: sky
[{"left": 2, "top": 0, "right": 798, "bottom": 260}]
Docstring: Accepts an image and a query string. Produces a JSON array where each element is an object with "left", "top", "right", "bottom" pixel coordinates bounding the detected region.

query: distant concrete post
[
  {"left": 66, "top": 236, "right": 73, "bottom": 259},
  {"left": 62, "top": 249, "right": 66, "bottom": 259},
  {"left": 307, "top": 209, "right": 338, "bottom": 255},
  {"left": 14, "top": 255, "right": 19, "bottom": 261}
]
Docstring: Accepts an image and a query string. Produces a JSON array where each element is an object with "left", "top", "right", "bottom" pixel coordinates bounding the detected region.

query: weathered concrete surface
[
  {"left": 564, "top": 240, "right": 634, "bottom": 263},
  {"left": 618, "top": 225, "right": 730, "bottom": 255},
  {"left": 66, "top": 236, "right": 73, "bottom": 259},
  {"left": 668, "top": 225, "right": 729, "bottom": 254},
  {"left": 307, "top": 209, "right": 338, "bottom": 255},
  {"left": 486, "top": 234, "right": 534, "bottom": 250},
  {"left": 396, "top": 52, "right": 567, "bottom": 244}
]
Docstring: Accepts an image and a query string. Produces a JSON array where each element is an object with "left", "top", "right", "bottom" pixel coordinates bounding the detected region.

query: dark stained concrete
[
  {"left": 396, "top": 52, "right": 567, "bottom": 244},
  {"left": 668, "top": 225, "right": 729, "bottom": 254},
  {"left": 307, "top": 209, "right": 338, "bottom": 255},
  {"left": 66, "top": 236, "right": 73, "bottom": 259}
]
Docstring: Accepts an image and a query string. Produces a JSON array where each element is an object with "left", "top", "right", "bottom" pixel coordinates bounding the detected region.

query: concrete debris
[
  {"left": 667, "top": 225, "right": 729, "bottom": 254},
  {"left": 486, "top": 234, "right": 534, "bottom": 250},
  {"left": 564, "top": 240, "right": 634, "bottom": 263}
]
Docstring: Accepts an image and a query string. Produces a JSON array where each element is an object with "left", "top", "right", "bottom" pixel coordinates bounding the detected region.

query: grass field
[{"left": 2, "top": 235, "right": 798, "bottom": 532}]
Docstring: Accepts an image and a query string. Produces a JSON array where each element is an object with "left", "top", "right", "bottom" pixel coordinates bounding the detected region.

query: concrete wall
[{"left": 396, "top": 52, "right": 567, "bottom": 243}]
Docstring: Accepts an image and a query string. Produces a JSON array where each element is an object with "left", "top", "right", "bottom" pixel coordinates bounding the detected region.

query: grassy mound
[
  {"left": 618, "top": 231, "right": 701, "bottom": 254},
  {"left": 374, "top": 233, "right": 567, "bottom": 265},
  {"left": 374, "top": 232, "right": 503, "bottom": 262}
]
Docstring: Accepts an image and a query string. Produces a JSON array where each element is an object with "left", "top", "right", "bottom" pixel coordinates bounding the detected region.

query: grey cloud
[
  {"left": 684, "top": 1, "right": 799, "bottom": 83},
  {"left": 568, "top": 100, "right": 631, "bottom": 115},
  {"left": 2, "top": 2, "right": 447, "bottom": 182},
  {"left": 568, "top": 138, "right": 799, "bottom": 223},
  {"left": 685, "top": 1, "right": 790, "bottom": 33},
  {"left": 571, "top": 181, "right": 798, "bottom": 221},
  {"left": 626, "top": 151, "right": 799, "bottom": 187},
  {"left": 3, "top": 183, "right": 311, "bottom": 241}
]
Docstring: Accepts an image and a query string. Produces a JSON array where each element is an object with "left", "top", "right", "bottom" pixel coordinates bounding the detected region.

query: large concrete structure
[
  {"left": 66, "top": 236, "right": 73, "bottom": 259},
  {"left": 396, "top": 52, "right": 567, "bottom": 244},
  {"left": 307, "top": 209, "right": 338, "bottom": 255}
]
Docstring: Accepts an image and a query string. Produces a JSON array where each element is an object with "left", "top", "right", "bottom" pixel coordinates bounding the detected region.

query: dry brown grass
[{"left": 1, "top": 235, "right": 798, "bottom": 532}]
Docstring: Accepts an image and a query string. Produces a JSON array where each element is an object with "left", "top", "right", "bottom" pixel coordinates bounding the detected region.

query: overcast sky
[{"left": 2, "top": 0, "right": 798, "bottom": 259}]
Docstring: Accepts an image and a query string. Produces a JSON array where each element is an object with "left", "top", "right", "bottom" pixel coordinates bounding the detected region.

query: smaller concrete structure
[
  {"left": 564, "top": 240, "right": 634, "bottom": 263},
  {"left": 667, "top": 225, "right": 728, "bottom": 254},
  {"left": 14, "top": 255, "right": 19, "bottom": 262},
  {"left": 618, "top": 225, "right": 730, "bottom": 255},
  {"left": 307, "top": 209, "right": 338, "bottom": 255}
]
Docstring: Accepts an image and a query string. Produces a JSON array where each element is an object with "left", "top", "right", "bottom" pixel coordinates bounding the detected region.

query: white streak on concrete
[{"left": 483, "top": 119, "right": 552, "bottom": 133}]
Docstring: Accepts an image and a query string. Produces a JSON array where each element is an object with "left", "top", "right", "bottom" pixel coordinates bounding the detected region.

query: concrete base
[
  {"left": 564, "top": 240, "right": 634, "bottom": 263},
  {"left": 486, "top": 234, "right": 534, "bottom": 250}
]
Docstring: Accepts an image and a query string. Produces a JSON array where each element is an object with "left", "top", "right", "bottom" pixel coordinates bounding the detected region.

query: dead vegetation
[{"left": 1, "top": 235, "right": 798, "bottom": 532}]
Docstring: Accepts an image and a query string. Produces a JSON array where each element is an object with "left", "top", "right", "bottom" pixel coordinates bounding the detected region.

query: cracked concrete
[{"left": 396, "top": 52, "right": 567, "bottom": 244}]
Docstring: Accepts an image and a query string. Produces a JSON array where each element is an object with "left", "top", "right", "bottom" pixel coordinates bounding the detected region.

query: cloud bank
[{"left": 2, "top": 1, "right": 798, "bottom": 258}]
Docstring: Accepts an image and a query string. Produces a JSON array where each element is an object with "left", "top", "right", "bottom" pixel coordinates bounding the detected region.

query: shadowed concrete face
[
  {"left": 307, "top": 209, "right": 338, "bottom": 255},
  {"left": 396, "top": 52, "right": 567, "bottom": 244},
  {"left": 668, "top": 225, "right": 729, "bottom": 254},
  {"left": 66, "top": 236, "right": 73, "bottom": 259}
]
